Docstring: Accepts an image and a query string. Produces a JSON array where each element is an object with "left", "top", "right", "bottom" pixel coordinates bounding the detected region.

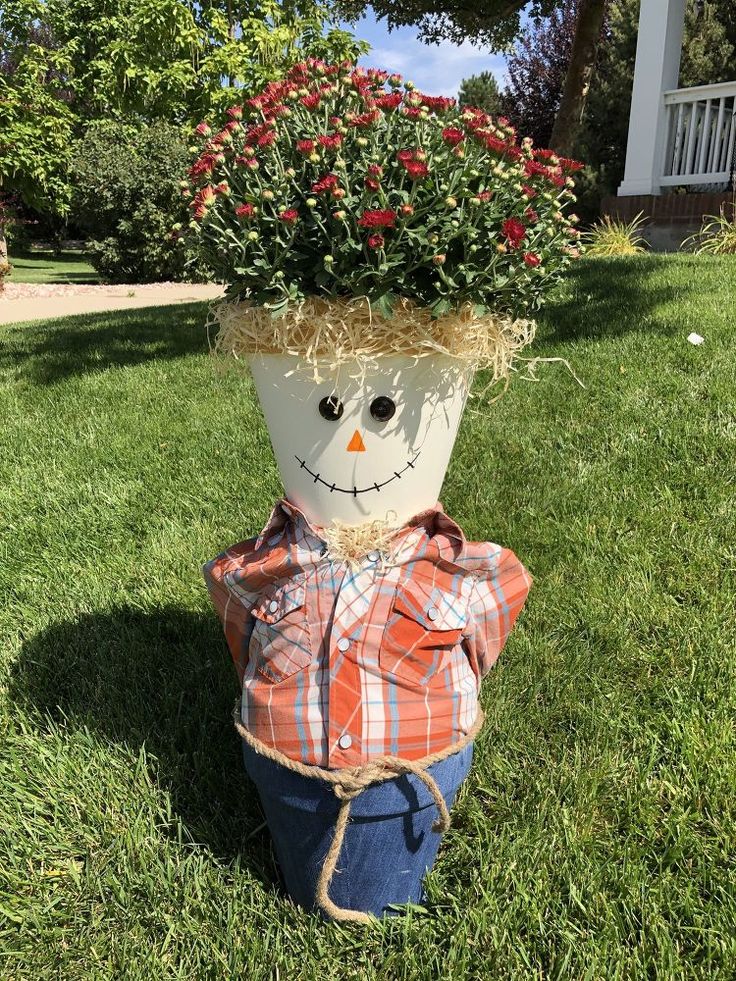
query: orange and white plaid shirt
[{"left": 204, "top": 499, "right": 531, "bottom": 769}]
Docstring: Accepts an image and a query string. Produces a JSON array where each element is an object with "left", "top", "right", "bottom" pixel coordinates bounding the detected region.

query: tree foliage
[
  {"left": 458, "top": 71, "right": 502, "bottom": 114},
  {"left": 338, "top": 0, "right": 558, "bottom": 49},
  {"left": 0, "top": 0, "right": 366, "bottom": 222}
]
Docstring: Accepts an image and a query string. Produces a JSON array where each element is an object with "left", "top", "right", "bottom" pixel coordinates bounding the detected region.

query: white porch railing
[{"left": 661, "top": 80, "right": 736, "bottom": 188}]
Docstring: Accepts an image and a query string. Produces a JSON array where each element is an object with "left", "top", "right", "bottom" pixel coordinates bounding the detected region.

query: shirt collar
[{"left": 255, "top": 498, "right": 466, "bottom": 558}]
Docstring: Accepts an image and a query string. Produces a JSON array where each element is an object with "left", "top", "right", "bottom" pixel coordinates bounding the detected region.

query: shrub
[
  {"left": 71, "top": 122, "right": 206, "bottom": 284},
  {"left": 683, "top": 203, "right": 736, "bottom": 254},
  {"left": 583, "top": 211, "right": 648, "bottom": 256},
  {"left": 0, "top": 261, "right": 11, "bottom": 292},
  {"left": 185, "top": 60, "right": 582, "bottom": 318}
]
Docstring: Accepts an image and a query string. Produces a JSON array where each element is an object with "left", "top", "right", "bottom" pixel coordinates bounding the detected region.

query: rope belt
[{"left": 233, "top": 702, "right": 484, "bottom": 924}]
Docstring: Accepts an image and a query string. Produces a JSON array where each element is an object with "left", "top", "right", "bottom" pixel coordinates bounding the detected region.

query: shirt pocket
[
  {"left": 249, "top": 579, "right": 312, "bottom": 683},
  {"left": 380, "top": 578, "right": 467, "bottom": 686}
]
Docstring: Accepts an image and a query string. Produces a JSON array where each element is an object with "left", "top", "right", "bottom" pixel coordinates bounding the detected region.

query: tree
[
  {"left": 338, "top": 0, "right": 607, "bottom": 152},
  {"left": 501, "top": 5, "right": 577, "bottom": 148},
  {"left": 458, "top": 71, "right": 502, "bottom": 114},
  {"left": 0, "top": 0, "right": 365, "bottom": 250}
]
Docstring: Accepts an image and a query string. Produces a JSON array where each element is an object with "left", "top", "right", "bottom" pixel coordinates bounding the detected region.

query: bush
[
  {"left": 683, "top": 202, "right": 736, "bottom": 254},
  {"left": 0, "top": 261, "right": 11, "bottom": 292},
  {"left": 71, "top": 122, "right": 208, "bottom": 284}
]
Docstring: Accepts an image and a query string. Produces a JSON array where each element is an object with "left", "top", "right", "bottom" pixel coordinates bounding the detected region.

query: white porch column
[{"left": 618, "top": 0, "right": 686, "bottom": 196}]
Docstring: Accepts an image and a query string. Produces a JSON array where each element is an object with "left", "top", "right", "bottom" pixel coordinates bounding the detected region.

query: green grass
[
  {"left": 7, "top": 249, "right": 99, "bottom": 284},
  {"left": 1, "top": 255, "right": 735, "bottom": 979}
]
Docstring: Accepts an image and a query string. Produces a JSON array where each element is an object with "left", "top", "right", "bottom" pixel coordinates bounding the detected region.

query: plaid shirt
[{"left": 204, "top": 500, "right": 531, "bottom": 768}]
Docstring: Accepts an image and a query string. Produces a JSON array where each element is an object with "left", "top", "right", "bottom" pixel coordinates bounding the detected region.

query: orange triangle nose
[{"left": 346, "top": 430, "right": 366, "bottom": 452}]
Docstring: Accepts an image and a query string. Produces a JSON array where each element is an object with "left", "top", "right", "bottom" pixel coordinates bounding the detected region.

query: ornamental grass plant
[
  {"left": 183, "top": 59, "right": 582, "bottom": 327},
  {"left": 583, "top": 212, "right": 649, "bottom": 257}
]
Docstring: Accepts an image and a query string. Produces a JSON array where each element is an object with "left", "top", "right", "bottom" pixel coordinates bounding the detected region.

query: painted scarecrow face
[{"left": 249, "top": 354, "right": 470, "bottom": 528}]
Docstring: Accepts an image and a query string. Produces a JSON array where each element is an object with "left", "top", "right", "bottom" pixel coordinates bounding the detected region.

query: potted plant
[{"left": 187, "top": 59, "right": 581, "bottom": 922}]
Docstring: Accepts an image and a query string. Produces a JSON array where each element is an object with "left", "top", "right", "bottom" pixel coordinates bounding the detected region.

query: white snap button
[
  {"left": 338, "top": 734, "right": 352, "bottom": 750},
  {"left": 367, "top": 550, "right": 380, "bottom": 562},
  {"left": 427, "top": 607, "right": 439, "bottom": 621},
  {"left": 268, "top": 600, "right": 279, "bottom": 613},
  {"left": 337, "top": 637, "right": 350, "bottom": 652}
]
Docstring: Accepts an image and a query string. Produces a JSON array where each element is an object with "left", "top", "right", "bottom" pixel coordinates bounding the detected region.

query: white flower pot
[{"left": 248, "top": 352, "right": 472, "bottom": 528}]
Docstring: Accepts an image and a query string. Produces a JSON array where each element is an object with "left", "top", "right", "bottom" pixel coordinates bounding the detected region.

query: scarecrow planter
[{"left": 186, "top": 59, "right": 582, "bottom": 922}]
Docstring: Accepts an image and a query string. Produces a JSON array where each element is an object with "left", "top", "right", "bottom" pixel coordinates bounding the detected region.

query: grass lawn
[
  {"left": 7, "top": 249, "right": 99, "bottom": 284},
  {"left": 1, "top": 255, "right": 734, "bottom": 979}
]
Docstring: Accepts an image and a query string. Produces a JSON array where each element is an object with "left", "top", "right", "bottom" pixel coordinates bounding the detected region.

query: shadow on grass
[
  {"left": 0, "top": 303, "right": 210, "bottom": 384},
  {"left": 9, "top": 605, "right": 277, "bottom": 873},
  {"left": 537, "top": 254, "right": 711, "bottom": 344}
]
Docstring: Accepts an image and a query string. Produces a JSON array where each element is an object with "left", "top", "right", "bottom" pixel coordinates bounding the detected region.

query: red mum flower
[
  {"left": 349, "top": 109, "right": 381, "bottom": 128},
  {"left": 301, "top": 92, "right": 321, "bottom": 110},
  {"left": 226, "top": 105, "right": 243, "bottom": 121},
  {"left": 402, "top": 107, "right": 423, "bottom": 120},
  {"left": 258, "top": 131, "right": 276, "bottom": 148},
  {"left": 523, "top": 252, "right": 541, "bottom": 267},
  {"left": 296, "top": 139, "right": 315, "bottom": 154},
  {"left": 318, "top": 133, "right": 343, "bottom": 149},
  {"left": 365, "top": 177, "right": 380, "bottom": 191},
  {"left": 420, "top": 94, "right": 456, "bottom": 112},
  {"left": 367, "top": 233, "right": 384, "bottom": 249},
  {"left": 192, "top": 185, "right": 217, "bottom": 210},
  {"left": 279, "top": 209, "right": 299, "bottom": 224},
  {"left": 194, "top": 122, "right": 211, "bottom": 137},
  {"left": 368, "top": 164, "right": 383, "bottom": 176},
  {"left": 522, "top": 184, "right": 537, "bottom": 199},
  {"left": 524, "top": 207, "right": 539, "bottom": 223},
  {"left": 402, "top": 159, "right": 429, "bottom": 180},
  {"left": 235, "top": 203, "right": 255, "bottom": 219},
  {"left": 397, "top": 148, "right": 415, "bottom": 164},
  {"left": 479, "top": 190, "right": 493, "bottom": 203},
  {"left": 559, "top": 156, "right": 584, "bottom": 173},
  {"left": 375, "top": 92, "right": 403, "bottom": 111},
  {"left": 502, "top": 218, "right": 526, "bottom": 249},
  {"left": 188, "top": 154, "right": 217, "bottom": 179},
  {"left": 311, "top": 173, "right": 339, "bottom": 194},
  {"left": 442, "top": 127, "right": 464, "bottom": 146},
  {"left": 357, "top": 209, "right": 397, "bottom": 228}
]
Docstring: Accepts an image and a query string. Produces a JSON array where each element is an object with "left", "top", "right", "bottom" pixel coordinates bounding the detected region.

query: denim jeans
[{"left": 242, "top": 740, "right": 474, "bottom": 918}]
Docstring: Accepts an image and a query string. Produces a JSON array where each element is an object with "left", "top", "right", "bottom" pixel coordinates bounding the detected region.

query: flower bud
[
  {"left": 428, "top": 233, "right": 438, "bottom": 245},
  {"left": 308, "top": 152, "right": 320, "bottom": 163},
  {"left": 324, "top": 255, "right": 334, "bottom": 264},
  {"left": 306, "top": 197, "right": 317, "bottom": 207},
  {"left": 432, "top": 254, "right": 446, "bottom": 265},
  {"left": 331, "top": 187, "right": 345, "bottom": 199},
  {"left": 356, "top": 137, "right": 368, "bottom": 147},
  {"left": 399, "top": 204, "right": 414, "bottom": 217},
  {"left": 332, "top": 210, "right": 346, "bottom": 220},
  {"left": 171, "top": 222, "right": 182, "bottom": 231},
  {"left": 405, "top": 80, "right": 415, "bottom": 90},
  {"left": 285, "top": 167, "right": 296, "bottom": 177},
  {"left": 469, "top": 197, "right": 481, "bottom": 206},
  {"left": 261, "top": 190, "right": 274, "bottom": 200},
  {"left": 445, "top": 196, "right": 457, "bottom": 208},
  {"left": 496, "top": 243, "right": 507, "bottom": 254}
]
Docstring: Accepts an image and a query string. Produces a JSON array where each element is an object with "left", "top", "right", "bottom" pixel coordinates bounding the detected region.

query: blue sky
[{"left": 344, "top": 12, "right": 510, "bottom": 98}]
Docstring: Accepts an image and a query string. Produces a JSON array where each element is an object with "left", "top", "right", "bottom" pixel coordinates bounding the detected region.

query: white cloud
[{"left": 359, "top": 36, "right": 507, "bottom": 98}]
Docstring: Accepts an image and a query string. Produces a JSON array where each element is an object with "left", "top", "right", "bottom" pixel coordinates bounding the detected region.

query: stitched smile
[{"left": 294, "top": 453, "right": 421, "bottom": 496}]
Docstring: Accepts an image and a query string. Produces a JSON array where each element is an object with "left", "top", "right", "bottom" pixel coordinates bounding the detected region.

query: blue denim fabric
[{"left": 242, "top": 740, "right": 473, "bottom": 918}]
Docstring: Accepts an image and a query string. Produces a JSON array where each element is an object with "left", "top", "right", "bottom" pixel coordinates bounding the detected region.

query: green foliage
[
  {"left": 338, "top": 0, "right": 557, "bottom": 48},
  {"left": 458, "top": 71, "right": 502, "bottom": 115},
  {"left": 683, "top": 203, "right": 736, "bottom": 254},
  {"left": 188, "top": 62, "right": 581, "bottom": 316},
  {"left": 0, "top": 0, "right": 366, "bottom": 222},
  {"left": 71, "top": 121, "right": 201, "bottom": 283},
  {"left": 582, "top": 211, "right": 648, "bottom": 257}
]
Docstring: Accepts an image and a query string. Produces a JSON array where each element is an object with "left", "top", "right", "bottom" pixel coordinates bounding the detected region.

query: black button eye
[
  {"left": 370, "top": 396, "right": 396, "bottom": 422},
  {"left": 318, "top": 395, "right": 344, "bottom": 421}
]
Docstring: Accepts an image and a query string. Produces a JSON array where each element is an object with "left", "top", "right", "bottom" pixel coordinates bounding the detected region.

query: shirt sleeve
[
  {"left": 203, "top": 549, "right": 260, "bottom": 685},
  {"left": 463, "top": 547, "right": 532, "bottom": 679}
]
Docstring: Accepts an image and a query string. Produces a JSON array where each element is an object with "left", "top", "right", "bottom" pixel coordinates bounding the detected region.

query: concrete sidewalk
[{"left": 0, "top": 284, "right": 224, "bottom": 326}]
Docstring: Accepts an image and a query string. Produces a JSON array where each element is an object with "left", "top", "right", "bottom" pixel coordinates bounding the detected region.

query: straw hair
[{"left": 210, "top": 295, "right": 535, "bottom": 384}]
